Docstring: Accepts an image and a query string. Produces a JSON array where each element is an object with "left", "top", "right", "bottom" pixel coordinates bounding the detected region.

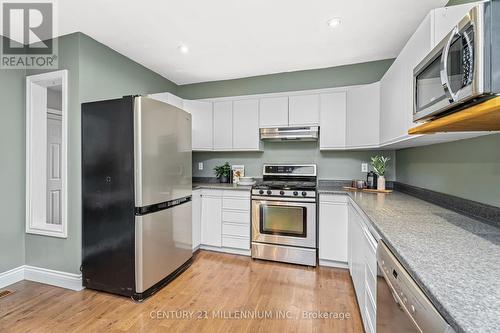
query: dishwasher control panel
[{"left": 377, "top": 241, "right": 455, "bottom": 333}]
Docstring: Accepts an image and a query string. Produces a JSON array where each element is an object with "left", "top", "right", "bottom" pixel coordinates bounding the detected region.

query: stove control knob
[
  {"left": 302, "top": 191, "right": 307, "bottom": 197},
  {"left": 266, "top": 190, "right": 272, "bottom": 195},
  {"left": 279, "top": 190, "right": 285, "bottom": 195},
  {"left": 259, "top": 190, "right": 264, "bottom": 195},
  {"left": 293, "top": 191, "right": 299, "bottom": 196}
]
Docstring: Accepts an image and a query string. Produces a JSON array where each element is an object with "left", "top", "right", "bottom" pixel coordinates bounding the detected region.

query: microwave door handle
[{"left": 440, "top": 27, "right": 459, "bottom": 102}]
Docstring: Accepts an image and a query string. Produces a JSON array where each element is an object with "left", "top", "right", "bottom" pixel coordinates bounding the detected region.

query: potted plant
[
  {"left": 371, "top": 155, "right": 390, "bottom": 190},
  {"left": 214, "top": 162, "right": 231, "bottom": 183}
]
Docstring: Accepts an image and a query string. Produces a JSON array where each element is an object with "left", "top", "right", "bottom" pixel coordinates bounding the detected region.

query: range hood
[{"left": 260, "top": 126, "right": 319, "bottom": 141}]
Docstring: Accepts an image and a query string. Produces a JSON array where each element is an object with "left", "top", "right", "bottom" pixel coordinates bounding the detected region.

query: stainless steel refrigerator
[{"left": 82, "top": 96, "right": 192, "bottom": 301}]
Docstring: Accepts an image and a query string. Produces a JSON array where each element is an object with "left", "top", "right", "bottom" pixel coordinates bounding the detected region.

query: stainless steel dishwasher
[{"left": 376, "top": 241, "right": 455, "bottom": 332}]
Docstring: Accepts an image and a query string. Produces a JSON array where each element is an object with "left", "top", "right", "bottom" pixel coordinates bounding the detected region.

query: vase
[
  {"left": 220, "top": 175, "right": 230, "bottom": 183},
  {"left": 377, "top": 176, "right": 386, "bottom": 190}
]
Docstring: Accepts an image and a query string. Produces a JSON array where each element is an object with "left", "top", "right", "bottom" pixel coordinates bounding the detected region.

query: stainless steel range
[{"left": 251, "top": 164, "right": 317, "bottom": 266}]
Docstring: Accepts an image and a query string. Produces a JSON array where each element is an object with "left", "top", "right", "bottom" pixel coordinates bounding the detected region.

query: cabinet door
[
  {"left": 319, "top": 199, "right": 348, "bottom": 263},
  {"left": 346, "top": 83, "right": 380, "bottom": 148},
  {"left": 233, "top": 99, "right": 260, "bottom": 150},
  {"left": 349, "top": 205, "right": 366, "bottom": 320},
  {"left": 319, "top": 92, "right": 346, "bottom": 149},
  {"left": 183, "top": 100, "right": 213, "bottom": 150},
  {"left": 289, "top": 94, "right": 319, "bottom": 126},
  {"left": 259, "top": 97, "right": 288, "bottom": 128},
  {"left": 201, "top": 193, "right": 222, "bottom": 247},
  {"left": 433, "top": 3, "right": 477, "bottom": 46},
  {"left": 214, "top": 101, "right": 233, "bottom": 150},
  {"left": 399, "top": 13, "right": 433, "bottom": 131},
  {"left": 213, "top": 101, "right": 233, "bottom": 150},
  {"left": 379, "top": 13, "right": 433, "bottom": 145},
  {"left": 192, "top": 190, "right": 201, "bottom": 250}
]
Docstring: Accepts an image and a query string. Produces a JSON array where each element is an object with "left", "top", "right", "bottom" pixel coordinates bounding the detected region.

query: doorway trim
[{"left": 26, "top": 70, "right": 68, "bottom": 238}]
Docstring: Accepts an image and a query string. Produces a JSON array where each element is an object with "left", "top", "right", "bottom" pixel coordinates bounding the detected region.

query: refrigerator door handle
[{"left": 135, "top": 195, "right": 192, "bottom": 216}]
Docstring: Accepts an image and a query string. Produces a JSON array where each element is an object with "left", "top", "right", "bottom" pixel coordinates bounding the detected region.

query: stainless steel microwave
[{"left": 413, "top": 1, "right": 500, "bottom": 121}]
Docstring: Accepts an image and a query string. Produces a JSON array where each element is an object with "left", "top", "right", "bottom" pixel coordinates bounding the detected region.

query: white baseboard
[
  {"left": 200, "top": 245, "right": 251, "bottom": 257},
  {"left": 23, "top": 266, "right": 84, "bottom": 291},
  {"left": 319, "top": 259, "right": 348, "bottom": 269},
  {"left": 0, "top": 266, "right": 25, "bottom": 289}
]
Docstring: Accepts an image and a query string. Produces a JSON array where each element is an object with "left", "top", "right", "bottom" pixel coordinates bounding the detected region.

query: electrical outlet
[
  {"left": 361, "top": 163, "right": 368, "bottom": 173},
  {"left": 198, "top": 162, "right": 204, "bottom": 170}
]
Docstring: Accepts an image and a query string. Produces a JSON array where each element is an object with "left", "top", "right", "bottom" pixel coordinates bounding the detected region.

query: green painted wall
[
  {"left": 21, "top": 33, "right": 177, "bottom": 274},
  {"left": 78, "top": 34, "right": 177, "bottom": 102},
  {"left": 194, "top": 143, "right": 396, "bottom": 181},
  {"left": 177, "top": 59, "right": 394, "bottom": 99},
  {"left": 24, "top": 34, "right": 82, "bottom": 273},
  {"left": 0, "top": 67, "right": 26, "bottom": 273},
  {"left": 396, "top": 134, "right": 500, "bottom": 208},
  {"left": 446, "top": 0, "right": 476, "bottom": 6}
]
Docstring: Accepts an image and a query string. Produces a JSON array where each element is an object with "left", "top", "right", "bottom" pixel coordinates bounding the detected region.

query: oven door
[
  {"left": 251, "top": 197, "right": 316, "bottom": 248},
  {"left": 413, "top": 5, "right": 483, "bottom": 121}
]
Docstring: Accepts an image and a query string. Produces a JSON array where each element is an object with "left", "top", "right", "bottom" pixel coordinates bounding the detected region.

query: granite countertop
[
  {"left": 319, "top": 185, "right": 500, "bottom": 333},
  {"left": 192, "top": 182, "right": 253, "bottom": 191}
]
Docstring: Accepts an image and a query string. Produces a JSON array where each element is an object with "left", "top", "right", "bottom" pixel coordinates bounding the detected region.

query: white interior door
[{"left": 46, "top": 113, "right": 62, "bottom": 225}]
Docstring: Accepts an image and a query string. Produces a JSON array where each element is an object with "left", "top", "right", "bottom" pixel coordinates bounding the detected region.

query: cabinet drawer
[
  {"left": 365, "top": 262, "right": 377, "bottom": 306},
  {"left": 222, "top": 210, "right": 250, "bottom": 224},
  {"left": 320, "top": 194, "right": 347, "bottom": 204},
  {"left": 223, "top": 198, "right": 250, "bottom": 211},
  {"left": 364, "top": 284, "right": 376, "bottom": 333},
  {"left": 222, "top": 223, "right": 250, "bottom": 238},
  {"left": 222, "top": 235, "right": 250, "bottom": 250},
  {"left": 223, "top": 190, "right": 250, "bottom": 198},
  {"left": 201, "top": 189, "right": 223, "bottom": 197}
]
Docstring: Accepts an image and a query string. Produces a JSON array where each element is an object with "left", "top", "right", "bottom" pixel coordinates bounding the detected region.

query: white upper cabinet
[
  {"left": 346, "top": 83, "right": 380, "bottom": 148},
  {"left": 233, "top": 99, "right": 261, "bottom": 150},
  {"left": 380, "top": 13, "right": 433, "bottom": 145},
  {"left": 149, "top": 92, "right": 184, "bottom": 109},
  {"left": 213, "top": 101, "right": 233, "bottom": 150},
  {"left": 433, "top": 3, "right": 478, "bottom": 46},
  {"left": 259, "top": 96, "right": 288, "bottom": 128},
  {"left": 289, "top": 94, "right": 320, "bottom": 126},
  {"left": 319, "top": 92, "right": 346, "bottom": 149},
  {"left": 183, "top": 100, "right": 213, "bottom": 151}
]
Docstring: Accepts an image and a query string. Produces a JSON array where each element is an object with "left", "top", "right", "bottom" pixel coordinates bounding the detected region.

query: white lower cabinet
[
  {"left": 200, "top": 190, "right": 222, "bottom": 247},
  {"left": 198, "top": 189, "right": 251, "bottom": 255},
  {"left": 318, "top": 194, "right": 348, "bottom": 267},
  {"left": 192, "top": 189, "right": 201, "bottom": 251},
  {"left": 348, "top": 200, "right": 378, "bottom": 333}
]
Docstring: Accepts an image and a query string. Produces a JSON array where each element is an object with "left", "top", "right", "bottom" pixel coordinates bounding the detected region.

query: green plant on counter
[
  {"left": 214, "top": 162, "right": 231, "bottom": 178},
  {"left": 371, "top": 155, "right": 390, "bottom": 177}
]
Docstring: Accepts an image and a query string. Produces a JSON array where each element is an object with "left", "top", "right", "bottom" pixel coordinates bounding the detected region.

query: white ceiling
[{"left": 58, "top": 0, "right": 447, "bottom": 85}]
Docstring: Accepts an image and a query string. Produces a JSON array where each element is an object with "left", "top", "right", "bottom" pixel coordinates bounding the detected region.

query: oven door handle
[{"left": 251, "top": 196, "right": 316, "bottom": 203}]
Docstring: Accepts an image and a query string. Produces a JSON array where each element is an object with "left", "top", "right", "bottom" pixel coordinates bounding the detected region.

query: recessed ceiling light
[
  {"left": 327, "top": 17, "right": 342, "bottom": 28},
  {"left": 178, "top": 44, "right": 189, "bottom": 54}
]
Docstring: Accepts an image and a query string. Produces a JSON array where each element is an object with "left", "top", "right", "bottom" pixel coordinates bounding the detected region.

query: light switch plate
[
  {"left": 198, "top": 162, "right": 203, "bottom": 170},
  {"left": 361, "top": 163, "right": 368, "bottom": 173}
]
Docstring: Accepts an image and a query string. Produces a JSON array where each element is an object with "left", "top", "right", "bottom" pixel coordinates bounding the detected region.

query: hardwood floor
[{"left": 0, "top": 251, "right": 363, "bottom": 333}]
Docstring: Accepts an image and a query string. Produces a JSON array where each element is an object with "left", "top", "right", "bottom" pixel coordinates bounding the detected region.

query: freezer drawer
[{"left": 135, "top": 201, "right": 192, "bottom": 293}]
